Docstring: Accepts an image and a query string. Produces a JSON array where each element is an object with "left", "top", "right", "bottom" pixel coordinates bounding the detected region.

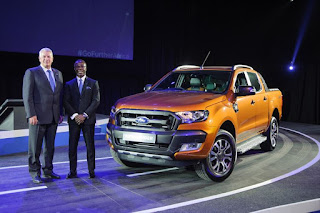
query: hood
[{"left": 115, "top": 91, "right": 226, "bottom": 111}]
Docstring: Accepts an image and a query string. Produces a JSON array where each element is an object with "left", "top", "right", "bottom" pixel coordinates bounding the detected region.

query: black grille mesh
[{"left": 116, "top": 109, "right": 180, "bottom": 131}]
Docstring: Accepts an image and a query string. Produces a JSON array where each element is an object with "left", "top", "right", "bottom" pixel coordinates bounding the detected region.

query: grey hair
[{"left": 39, "top": 47, "right": 53, "bottom": 57}]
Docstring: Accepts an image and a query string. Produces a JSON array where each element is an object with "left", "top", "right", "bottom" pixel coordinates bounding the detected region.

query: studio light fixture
[{"left": 288, "top": 61, "right": 295, "bottom": 71}]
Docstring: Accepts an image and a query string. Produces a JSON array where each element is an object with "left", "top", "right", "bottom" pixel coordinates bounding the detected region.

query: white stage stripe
[
  {"left": 0, "top": 186, "right": 47, "bottom": 195},
  {"left": 0, "top": 129, "right": 29, "bottom": 139},
  {"left": 127, "top": 167, "right": 179, "bottom": 177},
  {"left": 0, "top": 118, "right": 109, "bottom": 139},
  {"left": 95, "top": 118, "right": 109, "bottom": 126},
  {"left": 0, "top": 157, "right": 112, "bottom": 170},
  {"left": 133, "top": 127, "right": 320, "bottom": 213}
]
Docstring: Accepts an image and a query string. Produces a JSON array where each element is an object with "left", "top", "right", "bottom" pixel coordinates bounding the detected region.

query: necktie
[
  {"left": 79, "top": 78, "right": 83, "bottom": 94},
  {"left": 47, "top": 70, "right": 55, "bottom": 91}
]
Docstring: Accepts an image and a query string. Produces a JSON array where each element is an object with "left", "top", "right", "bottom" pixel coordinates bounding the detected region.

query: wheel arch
[
  {"left": 219, "top": 120, "right": 236, "bottom": 141},
  {"left": 272, "top": 108, "right": 280, "bottom": 120}
]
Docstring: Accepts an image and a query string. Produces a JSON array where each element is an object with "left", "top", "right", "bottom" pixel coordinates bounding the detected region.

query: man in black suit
[
  {"left": 22, "top": 47, "right": 63, "bottom": 183},
  {"left": 64, "top": 59, "right": 100, "bottom": 179}
]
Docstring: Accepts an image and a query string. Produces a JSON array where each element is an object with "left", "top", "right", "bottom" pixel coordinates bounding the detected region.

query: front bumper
[{"left": 107, "top": 123, "right": 207, "bottom": 166}]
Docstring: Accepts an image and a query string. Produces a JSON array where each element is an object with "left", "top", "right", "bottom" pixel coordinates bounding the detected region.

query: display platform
[{"left": 0, "top": 122, "right": 319, "bottom": 212}]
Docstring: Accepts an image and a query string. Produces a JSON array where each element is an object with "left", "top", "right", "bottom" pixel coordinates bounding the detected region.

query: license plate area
[{"left": 123, "top": 132, "right": 156, "bottom": 144}]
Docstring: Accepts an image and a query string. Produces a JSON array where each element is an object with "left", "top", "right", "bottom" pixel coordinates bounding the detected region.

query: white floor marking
[
  {"left": 133, "top": 127, "right": 320, "bottom": 213},
  {"left": 0, "top": 157, "right": 112, "bottom": 170},
  {"left": 0, "top": 164, "right": 28, "bottom": 170},
  {"left": 52, "top": 156, "right": 113, "bottom": 165},
  {"left": 127, "top": 167, "right": 179, "bottom": 177},
  {"left": 252, "top": 198, "right": 320, "bottom": 213},
  {"left": 0, "top": 186, "right": 47, "bottom": 195}
]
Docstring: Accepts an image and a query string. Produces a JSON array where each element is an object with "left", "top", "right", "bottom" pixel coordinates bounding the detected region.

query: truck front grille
[{"left": 115, "top": 109, "right": 180, "bottom": 131}]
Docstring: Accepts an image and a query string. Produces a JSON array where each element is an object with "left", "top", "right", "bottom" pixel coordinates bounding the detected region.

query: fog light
[{"left": 180, "top": 143, "right": 202, "bottom": 152}]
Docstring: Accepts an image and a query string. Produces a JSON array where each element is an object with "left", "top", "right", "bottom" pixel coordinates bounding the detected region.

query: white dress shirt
[{"left": 71, "top": 75, "right": 88, "bottom": 120}]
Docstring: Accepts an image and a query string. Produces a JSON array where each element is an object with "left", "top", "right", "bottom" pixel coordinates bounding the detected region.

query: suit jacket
[
  {"left": 23, "top": 66, "right": 63, "bottom": 124},
  {"left": 63, "top": 77, "right": 100, "bottom": 125}
]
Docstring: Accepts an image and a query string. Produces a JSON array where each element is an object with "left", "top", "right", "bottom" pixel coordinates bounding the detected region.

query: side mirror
[
  {"left": 236, "top": 86, "right": 256, "bottom": 96},
  {"left": 144, "top": 84, "right": 152, "bottom": 91}
]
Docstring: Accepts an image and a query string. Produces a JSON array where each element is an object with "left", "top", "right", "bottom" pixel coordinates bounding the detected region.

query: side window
[
  {"left": 247, "top": 72, "right": 261, "bottom": 91},
  {"left": 258, "top": 73, "right": 269, "bottom": 92},
  {"left": 234, "top": 72, "right": 248, "bottom": 91}
]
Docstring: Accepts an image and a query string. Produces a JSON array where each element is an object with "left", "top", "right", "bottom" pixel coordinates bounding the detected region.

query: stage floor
[{"left": 0, "top": 121, "right": 319, "bottom": 213}]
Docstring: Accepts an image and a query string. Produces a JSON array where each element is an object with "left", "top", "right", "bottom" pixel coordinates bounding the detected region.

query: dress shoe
[
  {"left": 89, "top": 172, "right": 95, "bottom": 179},
  {"left": 67, "top": 172, "right": 78, "bottom": 179},
  {"left": 32, "top": 176, "right": 43, "bottom": 184},
  {"left": 43, "top": 172, "right": 61, "bottom": 179}
]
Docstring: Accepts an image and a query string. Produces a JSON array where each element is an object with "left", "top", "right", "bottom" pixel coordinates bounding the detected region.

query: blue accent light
[{"left": 290, "top": 62, "right": 296, "bottom": 71}]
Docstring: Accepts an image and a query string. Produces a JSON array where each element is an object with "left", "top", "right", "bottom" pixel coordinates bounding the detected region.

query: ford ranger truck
[{"left": 106, "top": 64, "right": 283, "bottom": 181}]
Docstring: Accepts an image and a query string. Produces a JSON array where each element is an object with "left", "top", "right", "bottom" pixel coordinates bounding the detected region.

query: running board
[{"left": 236, "top": 135, "right": 267, "bottom": 154}]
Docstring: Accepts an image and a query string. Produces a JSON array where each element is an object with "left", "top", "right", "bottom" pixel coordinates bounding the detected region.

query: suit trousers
[
  {"left": 68, "top": 123, "right": 95, "bottom": 173},
  {"left": 28, "top": 123, "right": 58, "bottom": 178}
]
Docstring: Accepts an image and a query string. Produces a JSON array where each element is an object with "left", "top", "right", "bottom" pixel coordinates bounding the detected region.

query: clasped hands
[{"left": 75, "top": 114, "right": 86, "bottom": 125}]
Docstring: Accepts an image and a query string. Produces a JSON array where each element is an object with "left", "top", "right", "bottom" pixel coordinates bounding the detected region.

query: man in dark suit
[
  {"left": 22, "top": 47, "right": 63, "bottom": 184},
  {"left": 64, "top": 59, "right": 100, "bottom": 179}
]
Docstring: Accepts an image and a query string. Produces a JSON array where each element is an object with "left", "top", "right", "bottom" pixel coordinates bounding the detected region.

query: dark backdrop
[{"left": 1, "top": 0, "right": 319, "bottom": 124}]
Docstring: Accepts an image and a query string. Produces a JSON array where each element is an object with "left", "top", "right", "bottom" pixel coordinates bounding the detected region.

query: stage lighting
[{"left": 289, "top": 65, "right": 294, "bottom": 71}]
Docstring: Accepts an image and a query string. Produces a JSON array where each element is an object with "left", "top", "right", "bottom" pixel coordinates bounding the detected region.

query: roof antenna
[{"left": 201, "top": 51, "right": 211, "bottom": 68}]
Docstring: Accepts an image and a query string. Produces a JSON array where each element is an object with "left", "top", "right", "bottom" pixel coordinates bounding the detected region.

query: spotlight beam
[{"left": 291, "top": 0, "right": 314, "bottom": 65}]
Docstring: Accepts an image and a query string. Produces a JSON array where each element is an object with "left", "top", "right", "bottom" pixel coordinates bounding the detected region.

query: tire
[
  {"left": 195, "top": 130, "right": 237, "bottom": 182},
  {"left": 110, "top": 148, "right": 145, "bottom": 167},
  {"left": 260, "top": 116, "right": 278, "bottom": 151}
]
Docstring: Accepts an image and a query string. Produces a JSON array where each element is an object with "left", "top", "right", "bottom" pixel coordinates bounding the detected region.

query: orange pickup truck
[{"left": 106, "top": 64, "right": 283, "bottom": 181}]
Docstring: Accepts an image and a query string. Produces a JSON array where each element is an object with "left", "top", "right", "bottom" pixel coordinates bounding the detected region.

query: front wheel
[
  {"left": 195, "top": 130, "right": 236, "bottom": 182},
  {"left": 260, "top": 116, "right": 279, "bottom": 151}
]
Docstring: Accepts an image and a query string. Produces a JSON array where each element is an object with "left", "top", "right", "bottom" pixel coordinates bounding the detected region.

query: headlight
[{"left": 175, "top": 110, "right": 209, "bottom": 123}]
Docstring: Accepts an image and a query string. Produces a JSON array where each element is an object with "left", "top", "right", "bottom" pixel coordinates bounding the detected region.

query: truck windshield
[{"left": 152, "top": 71, "right": 231, "bottom": 93}]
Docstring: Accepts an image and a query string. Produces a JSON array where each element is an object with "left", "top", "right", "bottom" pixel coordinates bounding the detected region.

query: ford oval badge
[{"left": 135, "top": 116, "right": 149, "bottom": 124}]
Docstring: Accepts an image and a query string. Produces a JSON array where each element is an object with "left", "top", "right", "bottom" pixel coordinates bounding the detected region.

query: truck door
[
  {"left": 233, "top": 72, "right": 256, "bottom": 142},
  {"left": 247, "top": 72, "right": 269, "bottom": 134}
]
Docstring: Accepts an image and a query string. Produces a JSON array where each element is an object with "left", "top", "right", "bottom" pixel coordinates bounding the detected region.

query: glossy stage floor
[{"left": 0, "top": 121, "right": 320, "bottom": 213}]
